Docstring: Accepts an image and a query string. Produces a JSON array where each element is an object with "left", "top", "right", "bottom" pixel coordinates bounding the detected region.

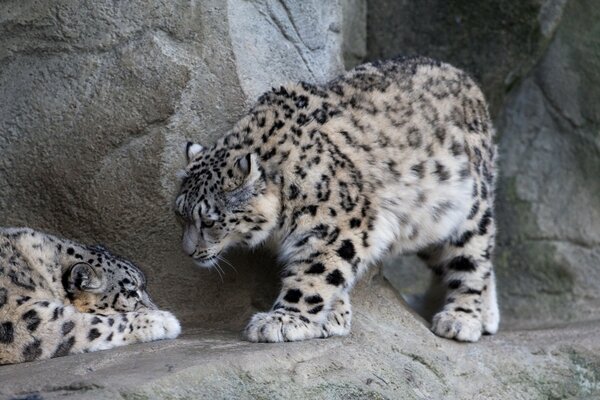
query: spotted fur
[
  {"left": 0, "top": 227, "right": 180, "bottom": 364},
  {"left": 176, "top": 57, "right": 499, "bottom": 343}
]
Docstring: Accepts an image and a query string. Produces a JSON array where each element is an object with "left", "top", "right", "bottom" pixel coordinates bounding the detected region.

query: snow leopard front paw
[
  {"left": 244, "top": 311, "right": 329, "bottom": 343},
  {"left": 133, "top": 310, "right": 182, "bottom": 342},
  {"left": 431, "top": 310, "right": 482, "bottom": 342}
]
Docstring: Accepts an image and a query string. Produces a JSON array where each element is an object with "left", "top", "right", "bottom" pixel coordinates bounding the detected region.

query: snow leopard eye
[{"left": 201, "top": 215, "right": 216, "bottom": 228}]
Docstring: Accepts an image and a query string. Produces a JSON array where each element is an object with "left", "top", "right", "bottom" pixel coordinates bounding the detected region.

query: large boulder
[{"left": 495, "top": 0, "right": 600, "bottom": 327}]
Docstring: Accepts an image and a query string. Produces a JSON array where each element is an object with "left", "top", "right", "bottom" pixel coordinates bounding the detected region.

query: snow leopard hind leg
[{"left": 419, "top": 205, "right": 500, "bottom": 342}]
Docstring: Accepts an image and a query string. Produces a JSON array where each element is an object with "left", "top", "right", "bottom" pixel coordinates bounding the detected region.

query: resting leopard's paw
[{"left": 133, "top": 310, "right": 181, "bottom": 342}]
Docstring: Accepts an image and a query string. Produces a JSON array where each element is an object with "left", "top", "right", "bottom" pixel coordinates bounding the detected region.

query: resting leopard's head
[
  {"left": 63, "top": 246, "right": 157, "bottom": 314},
  {"left": 174, "top": 142, "right": 279, "bottom": 268}
]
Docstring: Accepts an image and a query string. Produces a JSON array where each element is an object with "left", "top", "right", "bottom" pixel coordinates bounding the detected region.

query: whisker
[
  {"left": 213, "top": 265, "right": 224, "bottom": 283},
  {"left": 216, "top": 261, "right": 227, "bottom": 280},
  {"left": 218, "top": 255, "right": 237, "bottom": 273}
]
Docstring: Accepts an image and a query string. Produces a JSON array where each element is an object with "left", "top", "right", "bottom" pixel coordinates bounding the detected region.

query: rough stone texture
[
  {"left": 367, "top": 0, "right": 567, "bottom": 114},
  {"left": 228, "top": 0, "right": 344, "bottom": 102},
  {"left": 341, "top": 0, "right": 367, "bottom": 69},
  {"left": 370, "top": 0, "right": 600, "bottom": 329},
  {"left": 2, "top": 270, "right": 600, "bottom": 399},
  {"left": 495, "top": 0, "right": 600, "bottom": 328}
]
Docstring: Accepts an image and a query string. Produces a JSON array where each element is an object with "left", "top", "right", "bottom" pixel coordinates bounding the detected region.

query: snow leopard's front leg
[
  {"left": 1, "top": 300, "right": 180, "bottom": 364},
  {"left": 244, "top": 241, "right": 361, "bottom": 342}
]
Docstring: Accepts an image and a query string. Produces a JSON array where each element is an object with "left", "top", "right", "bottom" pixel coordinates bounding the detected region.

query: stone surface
[
  {"left": 1, "top": 272, "right": 599, "bottom": 399},
  {"left": 341, "top": 0, "right": 367, "bottom": 69},
  {"left": 494, "top": 0, "right": 600, "bottom": 328},
  {"left": 367, "top": 0, "right": 568, "bottom": 114},
  {"left": 228, "top": 0, "right": 344, "bottom": 102},
  {"left": 370, "top": 0, "right": 600, "bottom": 329}
]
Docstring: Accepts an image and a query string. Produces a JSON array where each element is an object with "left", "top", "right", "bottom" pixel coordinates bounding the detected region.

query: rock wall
[
  {"left": 369, "top": 0, "right": 600, "bottom": 328},
  {"left": 495, "top": 0, "right": 600, "bottom": 327}
]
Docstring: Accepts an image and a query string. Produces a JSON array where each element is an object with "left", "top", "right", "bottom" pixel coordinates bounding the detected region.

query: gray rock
[
  {"left": 366, "top": 0, "right": 568, "bottom": 114},
  {"left": 341, "top": 0, "right": 366, "bottom": 69},
  {"left": 495, "top": 0, "right": 600, "bottom": 328},
  {"left": 228, "top": 0, "right": 344, "bottom": 102},
  {"left": 1, "top": 270, "right": 598, "bottom": 399}
]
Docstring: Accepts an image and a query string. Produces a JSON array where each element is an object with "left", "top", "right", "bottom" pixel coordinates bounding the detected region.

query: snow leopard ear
[
  {"left": 185, "top": 142, "right": 204, "bottom": 163},
  {"left": 65, "top": 263, "right": 105, "bottom": 293},
  {"left": 236, "top": 153, "right": 262, "bottom": 185}
]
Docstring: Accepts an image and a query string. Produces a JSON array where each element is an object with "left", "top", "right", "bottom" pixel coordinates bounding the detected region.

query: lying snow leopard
[
  {"left": 0, "top": 227, "right": 180, "bottom": 364},
  {"left": 175, "top": 56, "right": 499, "bottom": 343}
]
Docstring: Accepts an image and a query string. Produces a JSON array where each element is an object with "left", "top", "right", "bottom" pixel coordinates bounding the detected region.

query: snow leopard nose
[{"left": 182, "top": 224, "right": 199, "bottom": 256}]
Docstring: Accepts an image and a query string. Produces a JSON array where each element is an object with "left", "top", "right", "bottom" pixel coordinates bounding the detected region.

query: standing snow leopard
[
  {"left": 0, "top": 228, "right": 180, "bottom": 364},
  {"left": 175, "top": 57, "right": 499, "bottom": 343}
]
